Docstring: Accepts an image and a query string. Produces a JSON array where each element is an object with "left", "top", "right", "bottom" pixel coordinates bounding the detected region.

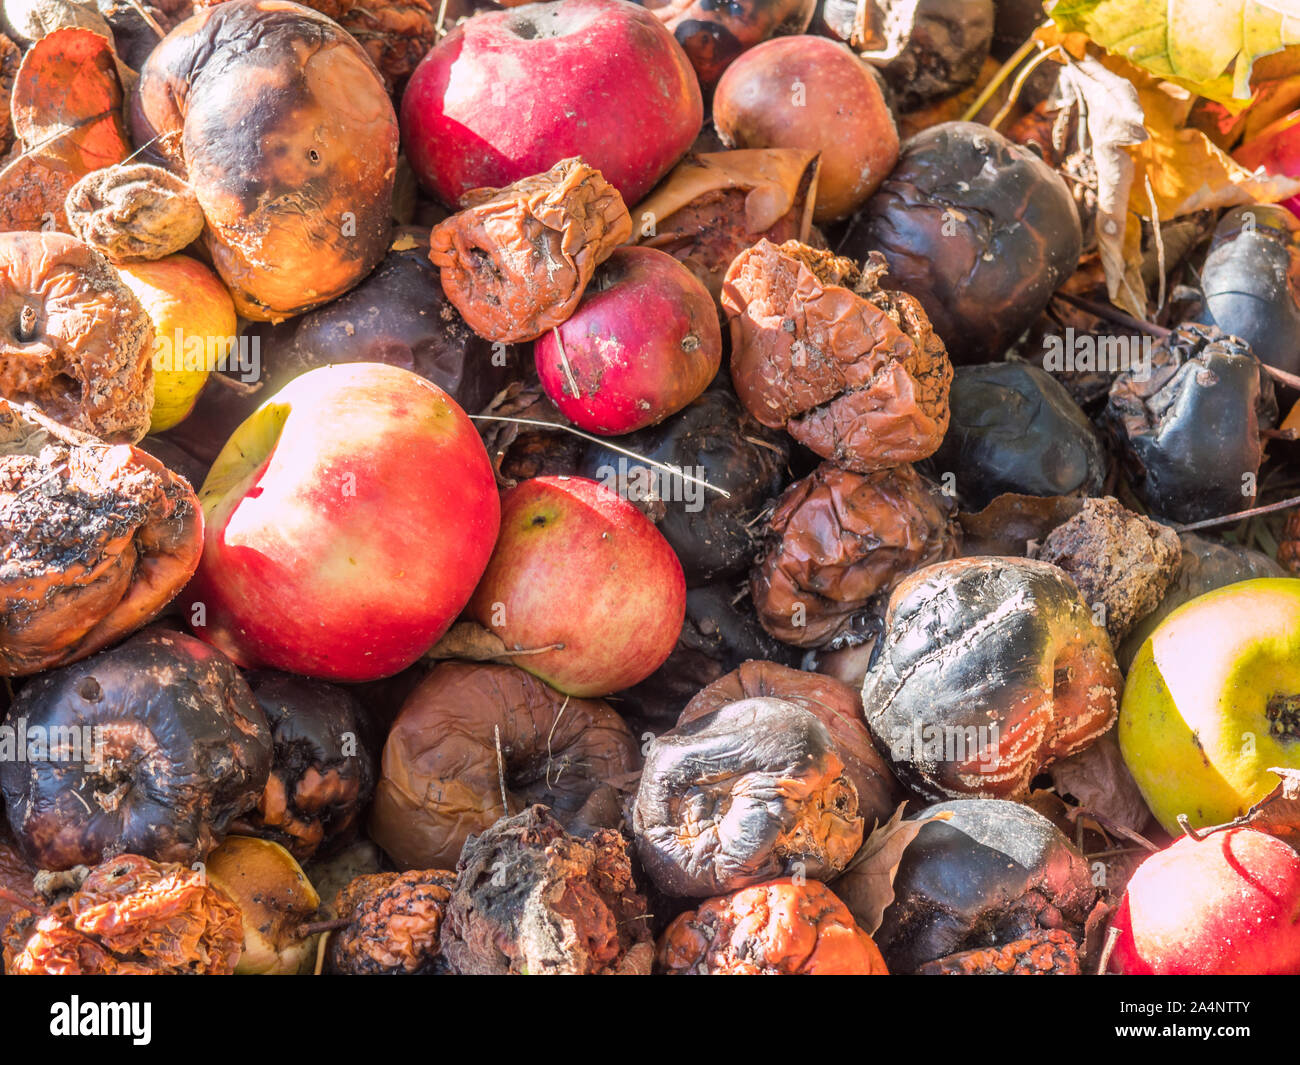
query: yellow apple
[
  {"left": 115, "top": 255, "right": 238, "bottom": 433},
  {"left": 1120, "top": 577, "right": 1300, "bottom": 833},
  {"left": 206, "top": 835, "right": 321, "bottom": 975}
]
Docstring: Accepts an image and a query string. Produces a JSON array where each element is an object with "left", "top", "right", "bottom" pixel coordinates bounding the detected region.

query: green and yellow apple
[
  {"left": 1120, "top": 577, "right": 1300, "bottom": 833},
  {"left": 115, "top": 254, "right": 239, "bottom": 433},
  {"left": 185, "top": 362, "right": 500, "bottom": 681}
]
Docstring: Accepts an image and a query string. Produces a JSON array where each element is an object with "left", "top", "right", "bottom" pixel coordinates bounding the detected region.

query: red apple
[
  {"left": 400, "top": 0, "right": 703, "bottom": 208},
  {"left": 468, "top": 475, "right": 686, "bottom": 696},
  {"left": 534, "top": 246, "right": 722, "bottom": 435},
  {"left": 186, "top": 363, "right": 500, "bottom": 682},
  {"left": 713, "top": 35, "right": 898, "bottom": 223},
  {"left": 1109, "top": 828, "right": 1300, "bottom": 975}
]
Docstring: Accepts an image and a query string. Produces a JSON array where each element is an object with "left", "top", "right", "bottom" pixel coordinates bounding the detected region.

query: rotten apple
[
  {"left": 186, "top": 362, "right": 500, "bottom": 682},
  {"left": 467, "top": 475, "right": 686, "bottom": 697},
  {"left": 534, "top": 246, "right": 722, "bottom": 435}
]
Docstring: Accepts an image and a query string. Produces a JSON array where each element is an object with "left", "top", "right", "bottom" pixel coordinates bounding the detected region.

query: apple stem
[
  {"left": 1051, "top": 291, "right": 1171, "bottom": 337},
  {"left": 297, "top": 917, "right": 350, "bottom": 937},
  {"left": 1095, "top": 925, "right": 1121, "bottom": 975},
  {"left": 468, "top": 414, "right": 733, "bottom": 499},
  {"left": 209, "top": 373, "right": 264, "bottom": 397}
]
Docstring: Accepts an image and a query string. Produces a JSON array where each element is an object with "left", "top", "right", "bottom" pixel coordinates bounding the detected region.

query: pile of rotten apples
[{"left": 1, "top": 0, "right": 1300, "bottom": 977}]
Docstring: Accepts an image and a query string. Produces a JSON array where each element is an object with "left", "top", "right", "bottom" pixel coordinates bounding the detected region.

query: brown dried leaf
[
  {"left": 957, "top": 493, "right": 1085, "bottom": 556},
  {"left": 1049, "top": 729, "right": 1153, "bottom": 834},
  {"left": 832, "top": 802, "right": 951, "bottom": 935},
  {"left": 1059, "top": 55, "right": 1149, "bottom": 318},
  {"left": 424, "top": 620, "right": 512, "bottom": 662},
  {"left": 1231, "top": 766, "right": 1300, "bottom": 841}
]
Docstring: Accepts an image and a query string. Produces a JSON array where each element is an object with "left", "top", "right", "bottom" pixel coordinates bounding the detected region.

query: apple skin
[
  {"left": 1232, "top": 112, "right": 1300, "bottom": 219},
  {"left": 1109, "top": 828, "right": 1300, "bottom": 975},
  {"left": 534, "top": 246, "right": 722, "bottom": 435},
  {"left": 468, "top": 475, "right": 686, "bottom": 696},
  {"left": 186, "top": 363, "right": 500, "bottom": 682},
  {"left": 713, "top": 35, "right": 898, "bottom": 223},
  {"left": 400, "top": 0, "right": 703, "bottom": 208},
  {"left": 1120, "top": 577, "right": 1300, "bottom": 834}
]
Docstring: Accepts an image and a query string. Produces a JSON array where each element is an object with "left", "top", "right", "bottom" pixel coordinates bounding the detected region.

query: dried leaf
[
  {"left": 1233, "top": 766, "right": 1300, "bottom": 841},
  {"left": 957, "top": 493, "right": 1085, "bottom": 556},
  {"left": 1047, "top": 0, "right": 1300, "bottom": 106},
  {"left": 0, "top": 27, "right": 128, "bottom": 231},
  {"left": 475, "top": 380, "right": 569, "bottom": 488},
  {"left": 1059, "top": 56, "right": 1148, "bottom": 317},
  {"left": 425, "top": 620, "right": 513, "bottom": 662},
  {"left": 832, "top": 802, "right": 951, "bottom": 935},
  {"left": 1049, "top": 730, "right": 1153, "bottom": 834}
]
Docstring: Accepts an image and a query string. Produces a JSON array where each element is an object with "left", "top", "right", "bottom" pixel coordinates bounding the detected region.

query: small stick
[
  {"left": 124, "top": 0, "right": 166, "bottom": 38},
  {"left": 1177, "top": 813, "right": 1209, "bottom": 841},
  {"left": 494, "top": 724, "right": 509, "bottom": 816},
  {"left": 1172, "top": 493, "right": 1300, "bottom": 533},
  {"left": 1261, "top": 362, "right": 1300, "bottom": 391},
  {"left": 545, "top": 696, "right": 569, "bottom": 791},
  {"left": 434, "top": 0, "right": 450, "bottom": 37},
  {"left": 1096, "top": 925, "right": 1121, "bottom": 975},
  {"left": 209, "top": 373, "right": 264, "bottom": 397},
  {"left": 960, "top": 33, "right": 1041, "bottom": 123},
  {"left": 297, "top": 917, "right": 351, "bottom": 937},
  {"left": 469, "top": 414, "right": 731, "bottom": 498},
  {"left": 989, "top": 45, "right": 1062, "bottom": 131},
  {"left": 1051, "top": 291, "right": 1171, "bottom": 338},
  {"left": 552, "top": 327, "right": 581, "bottom": 401}
]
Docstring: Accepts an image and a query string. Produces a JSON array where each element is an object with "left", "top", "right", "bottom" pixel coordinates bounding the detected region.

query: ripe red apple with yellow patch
[
  {"left": 186, "top": 363, "right": 499, "bottom": 681},
  {"left": 468, "top": 475, "right": 686, "bottom": 696},
  {"left": 1109, "top": 827, "right": 1300, "bottom": 975}
]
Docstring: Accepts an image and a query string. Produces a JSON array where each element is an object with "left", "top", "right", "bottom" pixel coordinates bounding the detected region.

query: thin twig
[
  {"left": 545, "top": 696, "right": 569, "bottom": 791},
  {"left": 989, "top": 45, "right": 1062, "bottom": 131},
  {"left": 297, "top": 917, "right": 351, "bottom": 937},
  {"left": 1172, "top": 493, "right": 1300, "bottom": 533},
  {"left": 209, "top": 373, "right": 263, "bottom": 396},
  {"left": 1261, "top": 362, "right": 1300, "bottom": 391},
  {"left": 124, "top": 0, "right": 166, "bottom": 38},
  {"left": 468, "top": 414, "right": 731, "bottom": 498},
  {"left": 494, "top": 724, "right": 509, "bottom": 816},
  {"left": 552, "top": 327, "right": 581, "bottom": 401},
  {"left": 1096, "top": 925, "right": 1121, "bottom": 975},
  {"left": 960, "top": 33, "right": 1040, "bottom": 123},
  {"left": 1051, "top": 291, "right": 1171, "bottom": 337},
  {"left": 434, "top": 0, "right": 450, "bottom": 37}
]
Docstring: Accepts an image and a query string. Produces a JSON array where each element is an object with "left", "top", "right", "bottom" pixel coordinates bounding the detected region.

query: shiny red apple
[
  {"left": 535, "top": 246, "right": 722, "bottom": 435},
  {"left": 186, "top": 362, "right": 500, "bottom": 682},
  {"left": 1108, "top": 827, "right": 1300, "bottom": 975},
  {"left": 400, "top": 0, "right": 703, "bottom": 207}
]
